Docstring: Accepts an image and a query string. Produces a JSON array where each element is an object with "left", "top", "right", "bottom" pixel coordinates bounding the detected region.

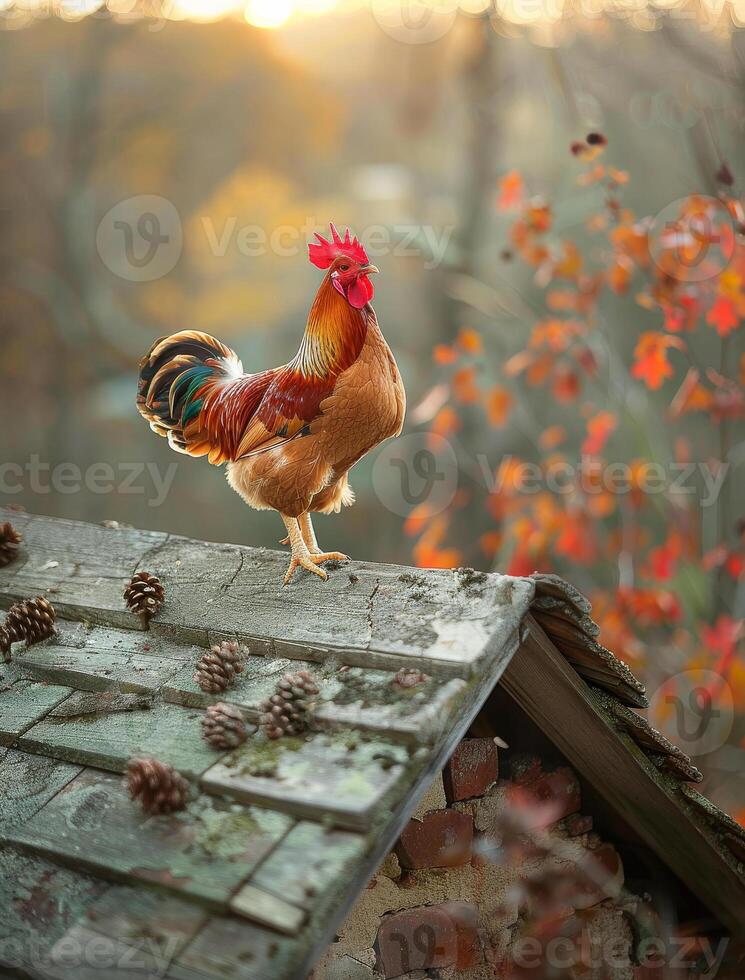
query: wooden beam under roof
[{"left": 500, "top": 617, "right": 745, "bottom": 936}]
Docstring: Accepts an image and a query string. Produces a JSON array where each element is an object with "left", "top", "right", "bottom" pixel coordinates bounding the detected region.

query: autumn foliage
[{"left": 409, "top": 141, "right": 744, "bottom": 804}]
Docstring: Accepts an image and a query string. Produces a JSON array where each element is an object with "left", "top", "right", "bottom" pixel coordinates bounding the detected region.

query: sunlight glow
[
  {"left": 459, "top": 0, "right": 493, "bottom": 12},
  {"left": 0, "top": 0, "right": 739, "bottom": 33},
  {"left": 244, "top": 0, "right": 293, "bottom": 28},
  {"left": 294, "top": 0, "right": 339, "bottom": 11},
  {"left": 170, "top": 0, "right": 240, "bottom": 21}
]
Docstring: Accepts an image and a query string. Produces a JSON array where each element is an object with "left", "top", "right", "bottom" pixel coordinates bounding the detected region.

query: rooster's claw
[{"left": 283, "top": 551, "right": 349, "bottom": 585}]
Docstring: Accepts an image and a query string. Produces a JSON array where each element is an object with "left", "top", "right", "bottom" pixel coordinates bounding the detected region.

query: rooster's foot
[
  {"left": 283, "top": 551, "right": 349, "bottom": 585},
  {"left": 278, "top": 535, "right": 290, "bottom": 546},
  {"left": 284, "top": 553, "right": 329, "bottom": 585},
  {"left": 309, "top": 550, "right": 349, "bottom": 562}
]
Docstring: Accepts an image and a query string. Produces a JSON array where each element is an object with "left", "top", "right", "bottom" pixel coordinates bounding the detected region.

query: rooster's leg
[
  {"left": 299, "top": 512, "right": 349, "bottom": 562},
  {"left": 281, "top": 514, "right": 338, "bottom": 585}
]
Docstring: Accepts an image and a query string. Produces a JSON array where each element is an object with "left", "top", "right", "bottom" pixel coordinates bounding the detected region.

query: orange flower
[
  {"left": 430, "top": 405, "right": 461, "bottom": 441},
  {"left": 610, "top": 222, "right": 648, "bottom": 266},
  {"left": 582, "top": 411, "right": 617, "bottom": 455},
  {"left": 552, "top": 366, "right": 580, "bottom": 403},
  {"left": 525, "top": 201, "right": 552, "bottom": 233},
  {"left": 479, "top": 530, "right": 503, "bottom": 558},
  {"left": 631, "top": 332, "right": 684, "bottom": 389},
  {"left": 556, "top": 510, "right": 597, "bottom": 564},
  {"left": 456, "top": 327, "right": 483, "bottom": 354},
  {"left": 530, "top": 319, "right": 583, "bottom": 352},
  {"left": 607, "top": 256, "right": 633, "bottom": 294},
  {"left": 527, "top": 353, "right": 555, "bottom": 387},
  {"left": 553, "top": 241, "right": 582, "bottom": 281},
  {"left": 496, "top": 170, "right": 524, "bottom": 211},
  {"left": 452, "top": 366, "right": 480, "bottom": 404},
  {"left": 486, "top": 385, "right": 513, "bottom": 428},
  {"left": 433, "top": 344, "right": 457, "bottom": 365},
  {"left": 706, "top": 296, "right": 739, "bottom": 337},
  {"left": 539, "top": 425, "right": 566, "bottom": 450},
  {"left": 412, "top": 516, "right": 462, "bottom": 569},
  {"left": 644, "top": 534, "right": 684, "bottom": 581}
]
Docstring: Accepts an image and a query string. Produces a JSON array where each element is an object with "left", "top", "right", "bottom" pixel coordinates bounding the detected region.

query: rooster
[{"left": 137, "top": 224, "right": 406, "bottom": 584}]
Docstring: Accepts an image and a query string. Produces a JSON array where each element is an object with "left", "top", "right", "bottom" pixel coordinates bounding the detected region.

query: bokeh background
[{"left": 0, "top": 0, "right": 744, "bottom": 816}]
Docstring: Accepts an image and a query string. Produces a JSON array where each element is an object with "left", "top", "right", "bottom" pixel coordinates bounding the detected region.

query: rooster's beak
[{"left": 360, "top": 264, "right": 380, "bottom": 275}]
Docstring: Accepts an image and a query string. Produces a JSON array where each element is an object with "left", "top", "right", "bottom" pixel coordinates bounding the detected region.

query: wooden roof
[{"left": 0, "top": 508, "right": 743, "bottom": 979}]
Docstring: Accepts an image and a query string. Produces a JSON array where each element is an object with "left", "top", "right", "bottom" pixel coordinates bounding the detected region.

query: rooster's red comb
[{"left": 308, "top": 223, "right": 369, "bottom": 270}]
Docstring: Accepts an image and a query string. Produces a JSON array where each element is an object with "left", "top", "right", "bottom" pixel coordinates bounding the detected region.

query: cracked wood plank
[
  {"left": 0, "top": 510, "right": 534, "bottom": 679},
  {"left": 7, "top": 767, "right": 293, "bottom": 909},
  {"left": 0, "top": 844, "right": 107, "bottom": 975},
  {"left": 81, "top": 884, "right": 208, "bottom": 967},
  {"left": 167, "top": 916, "right": 295, "bottom": 980},
  {"left": 248, "top": 821, "right": 367, "bottom": 913},
  {"left": 314, "top": 675, "right": 468, "bottom": 745},
  {"left": 0, "top": 510, "right": 168, "bottom": 628},
  {"left": 0, "top": 679, "right": 73, "bottom": 747},
  {"left": 201, "top": 731, "right": 412, "bottom": 831},
  {"left": 51, "top": 619, "right": 202, "bottom": 661},
  {"left": 230, "top": 885, "right": 307, "bottom": 935},
  {"left": 0, "top": 748, "right": 81, "bottom": 830},
  {"left": 17, "top": 698, "right": 224, "bottom": 776},
  {"left": 44, "top": 885, "right": 209, "bottom": 980},
  {"left": 14, "top": 644, "right": 187, "bottom": 695}
]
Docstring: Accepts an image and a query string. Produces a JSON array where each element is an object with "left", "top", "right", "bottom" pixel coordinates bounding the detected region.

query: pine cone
[
  {"left": 201, "top": 701, "right": 248, "bottom": 749},
  {"left": 0, "top": 610, "right": 28, "bottom": 661},
  {"left": 194, "top": 640, "right": 245, "bottom": 694},
  {"left": 4, "top": 596, "right": 56, "bottom": 652},
  {"left": 393, "top": 667, "right": 429, "bottom": 690},
  {"left": 260, "top": 670, "right": 319, "bottom": 740},
  {"left": 124, "top": 571, "right": 164, "bottom": 628},
  {"left": 126, "top": 757, "right": 189, "bottom": 815},
  {"left": 0, "top": 625, "right": 15, "bottom": 662},
  {"left": 0, "top": 523, "right": 22, "bottom": 568}
]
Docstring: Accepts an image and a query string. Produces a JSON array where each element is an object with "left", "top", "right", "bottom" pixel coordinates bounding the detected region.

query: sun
[{"left": 244, "top": 0, "right": 294, "bottom": 28}]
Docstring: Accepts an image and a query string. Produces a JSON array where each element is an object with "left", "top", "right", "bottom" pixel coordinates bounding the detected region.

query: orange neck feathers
[{"left": 293, "top": 275, "right": 369, "bottom": 379}]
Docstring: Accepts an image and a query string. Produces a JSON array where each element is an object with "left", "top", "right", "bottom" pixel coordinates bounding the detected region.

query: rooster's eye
[{"left": 339, "top": 263, "right": 349, "bottom": 271}]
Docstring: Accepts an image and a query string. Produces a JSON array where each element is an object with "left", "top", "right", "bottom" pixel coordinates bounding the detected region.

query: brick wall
[{"left": 314, "top": 740, "right": 698, "bottom": 980}]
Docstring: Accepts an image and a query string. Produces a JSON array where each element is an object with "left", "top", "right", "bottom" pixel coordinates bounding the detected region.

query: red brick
[
  {"left": 565, "top": 813, "right": 593, "bottom": 837},
  {"left": 520, "top": 766, "right": 581, "bottom": 823},
  {"left": 443, "top": 738, "right": 498, "bottom": 803},
  {"left": 511, "top": 755, "right": 543, "bottom": 785},
  {"left": 375, "top": 901, "right": 480, "bottom": 977},
  {"left": 395, "top": 809, "right": 473, "bottom": 869},
  {"left": 634, "top": 967, "right": 665, "bottom": 980}
]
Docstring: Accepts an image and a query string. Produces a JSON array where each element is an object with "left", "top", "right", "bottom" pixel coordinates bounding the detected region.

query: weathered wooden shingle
[
  {"left": 604, "top": 696, "right": 703, "bottom": 782},
  {"left": 202, "top": 732, "right": 412, "bottom": 831},
  {"left": 0, "top": 748, "right": 81, "bottom": 829},
  {"left": 18, "top": 699, "right": 225, "bottom": 776},
  {"left": 7, "top": 767, "right": 293, "bottom": 907},
  {"left": 0, "top": 511, "right": 533, "bottom": 680},
  {"left": 0, "top": 678, "right": 73, "bottom": 746}
]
